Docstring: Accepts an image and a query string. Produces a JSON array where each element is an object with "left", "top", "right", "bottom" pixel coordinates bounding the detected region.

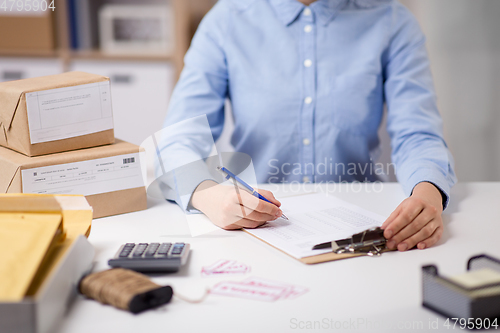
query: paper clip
[{"left": 312, "top": 227, "right": 387, "bottom": 257}]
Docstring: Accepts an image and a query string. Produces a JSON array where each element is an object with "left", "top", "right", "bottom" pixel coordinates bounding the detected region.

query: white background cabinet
[
  {"left": 0, "top": 57, "right": 62, "bottom": 82},
  {"left": 70, "top": 60, "right": 174, "bottom": 146}
]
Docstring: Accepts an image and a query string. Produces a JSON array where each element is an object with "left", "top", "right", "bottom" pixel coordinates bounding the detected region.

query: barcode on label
[{"left": 123, "top": 157, "right": 135, "bottom": 164}]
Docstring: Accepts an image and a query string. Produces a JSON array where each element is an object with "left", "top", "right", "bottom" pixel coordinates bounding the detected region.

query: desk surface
[{"left": 57, "top": 182, "right": 500, "bottom": 333}]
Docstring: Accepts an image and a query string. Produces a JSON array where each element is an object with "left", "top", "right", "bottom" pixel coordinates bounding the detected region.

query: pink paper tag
[
  {"left": 202, "top": 259, "right": 251, "bottom": 276},
  {"left": 210, "top": 281, "right": 285, "bottom": 302},
  {"left": 210, "top": 277, "right": 308, "bottom": 302},
  {"left": 242, "top": 277, "right": 309, "bottom": 300}
]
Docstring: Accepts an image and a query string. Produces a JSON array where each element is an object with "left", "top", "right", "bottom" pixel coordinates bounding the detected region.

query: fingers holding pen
[
  {"left": 232, "top": 190, "right": 282, "bottom": 220},
  {"left": 256, "top": 189, "right": 281, "bottom": 207},
  {"left": 191, "top": 178, "right": 284, "bottom": 230}
]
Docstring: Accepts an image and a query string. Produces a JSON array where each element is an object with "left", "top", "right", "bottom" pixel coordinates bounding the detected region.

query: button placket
[{"left": 300, "top": 9, "right": 316, "bottom": 183}]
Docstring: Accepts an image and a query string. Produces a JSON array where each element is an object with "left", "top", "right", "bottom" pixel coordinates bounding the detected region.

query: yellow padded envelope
[
  {"left": 0, "top": 213, "right": 63, "bottom": 301},
  {"left": 0, "top": 194, "right": 93, "bottom": 299},
  {"left": 25, "top": 195, "right": 93, "bottom": 297}
]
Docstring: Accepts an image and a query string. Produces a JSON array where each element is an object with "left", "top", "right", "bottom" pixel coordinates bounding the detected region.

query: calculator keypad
[
  {"left": 117, "top": 242, "right": 185, "bottom": 258},
  {"left": 132, "top": 243, "right": 148, "bottom": 257},
  {"left": 157, "top": 243, "right": 172, "bottom": 256},
  {"left": 171, "top": 243, "right": 185, "bottom": 255},
  {"left": 110, "top": 242, "right": 190, "bottom": 272},
  {"left": 145, "top": 243, "right": 160, "bottom": 257},
  {"left": 119, "top": 243, "right": 136, "bottom": 257}
]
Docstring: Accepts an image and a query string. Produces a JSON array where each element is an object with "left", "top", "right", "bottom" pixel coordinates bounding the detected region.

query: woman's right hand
[{"left": 190, "top": 180, "right": 282, "bottom": 230}]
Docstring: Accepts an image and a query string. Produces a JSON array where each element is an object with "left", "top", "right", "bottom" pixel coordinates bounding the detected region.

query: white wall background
[{"left": 400, "top": 0, "right": 500, "bottom": 181}]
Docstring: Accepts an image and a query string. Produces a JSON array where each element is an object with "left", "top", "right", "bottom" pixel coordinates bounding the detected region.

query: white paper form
[
  {"left": 22, "top": 153, "right": 144, "bottom": 196},
  {"left": 25, "top": 81, "right": 113, "bottom": 144},
  {"left": 245, "top": 193, "right": 386, "bottom": 259}
]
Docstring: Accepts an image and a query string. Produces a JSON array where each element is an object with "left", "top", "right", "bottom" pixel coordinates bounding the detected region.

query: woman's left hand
[{"left": 382, "top": 182, "right": 444, "bottom": 251}]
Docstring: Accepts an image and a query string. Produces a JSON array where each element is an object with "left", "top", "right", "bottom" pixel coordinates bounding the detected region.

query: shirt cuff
[
  {"left": 157, "top": 159, "right": 217, "bottom": 213},
  {"left": 403, "top": 167, "right": 451, "bottom": 210}
]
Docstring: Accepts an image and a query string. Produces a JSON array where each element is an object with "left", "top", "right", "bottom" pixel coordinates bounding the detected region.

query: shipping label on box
[
  {"left": 0, "top": 71, "right": 114, "bottom": 157},
  {"left": 25, "top": 81, "right": 113, "bottom": 144},
  {"left": 0, "top": 139, "right": 147, "bottom": 218},
  {"left": 22, "top": 153, "right": 142, "bottom": 195}
]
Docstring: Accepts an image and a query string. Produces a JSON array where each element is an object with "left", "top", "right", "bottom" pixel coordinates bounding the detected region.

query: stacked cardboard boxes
[{"left": 0, "top": 71, "right": 147, "bottom": 218}]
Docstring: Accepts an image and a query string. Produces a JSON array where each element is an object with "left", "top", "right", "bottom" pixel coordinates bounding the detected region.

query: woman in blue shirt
[{"left": 160, "top": 0, "right": 456, "bottom": 252}]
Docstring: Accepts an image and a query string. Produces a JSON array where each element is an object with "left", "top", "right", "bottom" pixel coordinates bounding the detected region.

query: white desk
[{"left": 57, "top": 182, "right": 500, "bottom": 333}]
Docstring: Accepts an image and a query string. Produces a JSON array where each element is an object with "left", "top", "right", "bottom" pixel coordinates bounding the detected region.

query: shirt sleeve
[
  {"left": 156, "top": 2, "right": 230, "bottom": 212},
  {"left": 383, "top": 2, "right": 457, "bottom": 209}
]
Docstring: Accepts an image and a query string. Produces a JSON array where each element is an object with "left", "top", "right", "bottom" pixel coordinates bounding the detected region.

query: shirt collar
[{"left": 269, "top": 0, "right": 347, "bottom": 26}]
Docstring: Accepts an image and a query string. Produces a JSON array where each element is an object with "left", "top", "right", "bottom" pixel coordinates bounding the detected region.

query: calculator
[{"left": 108, "top": 242, "right": 190, "bottom": 273}]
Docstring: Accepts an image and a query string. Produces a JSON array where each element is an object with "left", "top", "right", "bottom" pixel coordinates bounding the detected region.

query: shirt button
[
  {"left": 304, "top": 96, "right": 312, "bottom": 104},
  {"left": 303, "top": 138, "right": 310, "bottom": 146},
  {"left": 303, "top": 176, "right": 310, "bottom": 183},
  {"left": 303, "top": 8, "right": 312, "bottom": 16},
  {"left": 304, "top": 59, "right": 312, "bottom": 67},
  {"left": 304, "top": 25, "right": 312, "bottom": 33}
]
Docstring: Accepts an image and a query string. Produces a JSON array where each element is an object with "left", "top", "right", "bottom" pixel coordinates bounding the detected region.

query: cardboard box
[
  {"left": 0, "top": 71, "right": 115, "bottom": 157},
  {"left": 0, "top": 236, "right": 94, "bottom": 333},
  {"left": 0, "top": 139, "right": 147, "bottom": 218},
  {"left": 0, "top": 13, "right": 55, "bottom": 51}
]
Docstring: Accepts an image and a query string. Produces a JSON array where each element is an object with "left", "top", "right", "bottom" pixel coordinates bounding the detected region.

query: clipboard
[{"left": 245, "top": 227, "right": 390, "bottom": 265}]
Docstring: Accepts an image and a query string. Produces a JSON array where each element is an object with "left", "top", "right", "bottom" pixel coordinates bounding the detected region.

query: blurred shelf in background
[
  {"left": 0, "top": 0, "right": 216, "bottom": 146},
  {"left": 0, "top": 49, "right": 61, "bottom": 58},
  {"left": 0, "top": 0, "right": 217, "bottom": 79},
  {"left": 69, "top": 49, "right": 174, "bottom": 63}
]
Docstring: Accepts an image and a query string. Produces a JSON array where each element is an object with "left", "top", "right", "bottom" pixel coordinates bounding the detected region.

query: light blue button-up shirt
[{"left": 159, "top": 0, "right": 456, "bottom": 210}]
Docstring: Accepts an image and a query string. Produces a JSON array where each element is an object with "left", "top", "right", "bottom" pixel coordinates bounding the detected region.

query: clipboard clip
[{"left": 312, "top": 227, "right": 387, "bottom": 257}]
